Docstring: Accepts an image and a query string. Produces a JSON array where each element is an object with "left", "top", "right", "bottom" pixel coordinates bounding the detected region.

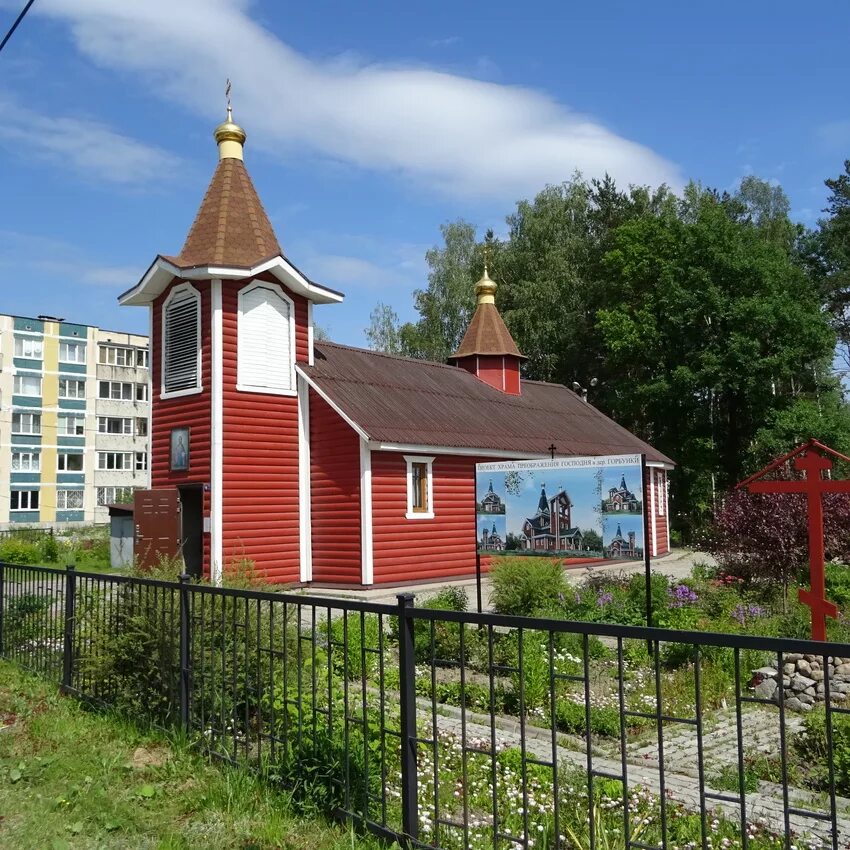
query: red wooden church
[{"left": 120, "top": 110, "right": 674, "bottom": 586}]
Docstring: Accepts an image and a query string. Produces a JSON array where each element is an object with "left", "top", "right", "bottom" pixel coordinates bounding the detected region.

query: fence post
[
  {"left": 397, "top": 593, "right": 419, "bottom": 842},
  {"left": 61, "top": 564, "right": 76, "bottom": 694},
  {"left": 179, "top": 573, "right": 191, "bottom": 733},
  {"left": 0, "top": 561, "right": 5, "bottom": 657}
]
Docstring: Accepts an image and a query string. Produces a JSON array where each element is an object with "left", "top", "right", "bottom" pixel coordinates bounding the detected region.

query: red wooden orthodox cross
[{"left": 737, "top": 439, "right": 850, "bottom": 641}]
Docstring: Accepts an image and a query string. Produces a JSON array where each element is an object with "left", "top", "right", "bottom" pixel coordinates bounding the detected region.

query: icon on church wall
[
  {"left": 170, "top": 427, "right": 190, "bottom": 471},
  {"left": 475, "top": 455, "right": 646, "bottom": 561}
]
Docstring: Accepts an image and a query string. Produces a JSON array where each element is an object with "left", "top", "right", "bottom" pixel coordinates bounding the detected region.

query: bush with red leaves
[{"left": 704, "top": 488, "right": 850, "bottom": 590}]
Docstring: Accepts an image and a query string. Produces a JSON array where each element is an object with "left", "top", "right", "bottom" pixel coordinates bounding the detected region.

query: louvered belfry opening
[
  {"left": 237, "top": 283, "right": 294, "bottom": 393},
  {"left": 163, "top": 285, "right": 200, "bottom": 394}
]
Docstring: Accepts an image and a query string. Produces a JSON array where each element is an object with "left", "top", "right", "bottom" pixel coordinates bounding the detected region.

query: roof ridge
[{"left": 315, "top": 340, "right": 461, "bottom": 371}]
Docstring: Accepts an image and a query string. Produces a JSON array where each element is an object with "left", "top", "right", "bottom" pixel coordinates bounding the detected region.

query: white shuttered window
[
  {"left": 162, "top": 284, "right": 201, "bottom": 395},
  {"left": 237, "top": 283, "right": 294, "bottom": 393}
]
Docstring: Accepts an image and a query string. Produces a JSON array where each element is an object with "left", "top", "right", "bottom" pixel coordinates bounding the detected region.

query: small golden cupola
[{"left": 448, "top": 256, "right": 526, "bottom": 395}]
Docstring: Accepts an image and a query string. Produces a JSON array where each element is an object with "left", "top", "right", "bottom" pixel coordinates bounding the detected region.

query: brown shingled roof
[
  {"left": 305, "top": 342, "right": 674, "bottom": 465},
  {"left": 451, "top": 302, "right": 525, "bottom": 359},
  {"left": 163, "top": 158, "right": 281, "bottom": 269}
]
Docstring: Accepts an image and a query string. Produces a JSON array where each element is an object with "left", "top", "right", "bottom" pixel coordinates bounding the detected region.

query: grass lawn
[{"left": 0, "top": 662, "right": 380, "bottom": 850}]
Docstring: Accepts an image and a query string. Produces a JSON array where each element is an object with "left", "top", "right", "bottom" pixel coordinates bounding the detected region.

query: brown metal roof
[
  {"left": 163, "top": 158, "right": 281, "bottom": 269},
  {"left": 450, "top": 302, "right": 526, "bottom": 359},
  {"left": 306, "top": 342, "right": 674, "bottom": 465}
]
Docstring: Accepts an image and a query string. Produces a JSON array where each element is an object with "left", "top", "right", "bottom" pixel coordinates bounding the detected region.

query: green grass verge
[{"left": 0, "top": 661, "right": 381, "bottom": 850}]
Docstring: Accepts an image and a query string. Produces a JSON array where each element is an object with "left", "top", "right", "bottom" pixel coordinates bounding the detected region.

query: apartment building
[{"left": 0, "top": 314, "right": 150, "bottom": 526}]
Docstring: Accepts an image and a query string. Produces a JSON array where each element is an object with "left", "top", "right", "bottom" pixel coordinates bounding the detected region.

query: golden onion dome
[
  {"left": 474, "top": 265, "right": 497, "bottom": 304},
  {"left": 213, "top": 106, "right": 246, "bottom": 160}
]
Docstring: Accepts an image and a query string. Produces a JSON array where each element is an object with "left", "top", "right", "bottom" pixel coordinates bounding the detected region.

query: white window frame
[
  {"left": 136, "top": 348, "right": 149, "bottom": 368},
  {"left": 13, "top": 374, "right": 41, "bottom": 396},
  {"left": 97, "top": 452, "right": 133, "bottom": 471},
  {"left": 135, "top": 417, "right": 148, "bottom": 437},
  {"left": 98, "top": 416, "right": 133, "bottom": 435},
  {"left": 58, "top": 378, "right": 86, "bottom": 399},
  {"left": 657, "top": 471, "right": 665, "bottom": 516},
  {"left": 10, "top": 490, "right": 39, "bottom": 511},
  {"left": 404, "top": 454, "right": 435, "bottom": 520},
  {"left": 12, "top": 412, "right": 41, "bottom": 435},
  {"left": 56, "top": 489, "right": 84, "bottom": 510},
  {"left": 59, "top": 341, "right": 86, "bottom": 364},
  {"left": 11, "top": 452, "right": 40, "bottom": 472},
  {"left": 99, "top": 380, "right": 133, "bottom": 401},
  {"left": 161, "top": 282, "right": 202, "bottom": 399},
  {"left": 57, "top": 452, "right": 84, "bottom": 472},
  {"left": 237, "top": 280, "right": 296, "bottom": 397},
  {"left": 59, "top": 415, "right": 85, "bottom": 436},
  {"left": 14, "top": 336, "right": 43, "bottom": 359},
  {"left": 96, "top": 486, "right": 135, "bottom": 506},
  {"left": 135, "top": 451, "right": 148, "bottom": 471}
]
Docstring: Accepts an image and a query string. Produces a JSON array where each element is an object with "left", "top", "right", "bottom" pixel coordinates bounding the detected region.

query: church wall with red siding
[
  {"left": 219, "top": 277, "right": 309, "bottom": 583},
  {"left": 370, "top": 451, "right": 481, "bottom": 584},
  {"left": 309, "top": 390, "right": 362, "bottom": 584}
]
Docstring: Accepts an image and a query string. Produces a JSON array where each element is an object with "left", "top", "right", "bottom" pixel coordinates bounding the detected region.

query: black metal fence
[
  {"left": 0, "top": 526, "right": 54, "bottom": 542},
  {"left": 1, "top": 561, "right": 848, "bottom": 850}
]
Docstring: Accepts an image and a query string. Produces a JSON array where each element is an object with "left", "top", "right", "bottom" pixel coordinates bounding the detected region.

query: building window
[
  {"left": 162, "top": 283, "right": 201, "bottom": 395},
  {"left": 404, "top": 455, "right": 435, "bottom": 520},
  {"left": 96, "top": 486, "right": 134, "bottom": 506},
  {"left": 135, "top": 452, "right": 148, "bottom": 471},
  {"left": 98, "top": 416, "right": 133, "bottom": 435},
  {"left": 99, "top": 380, "right": 133, "bottom": 401},
  {"left": 237, "top": 282, "right": 294, "bottom": 394},
  {"left": 14, "top": 336, "right": 43, "bottom": 359},
  {"left": 57, "top": 489, "right": 84, "bottom": 510},
  {"left": 11, "top": 452, "right": 39, "bottom": 472},
  {"left": 59, "top": 415, "right": 85, "bottom": 436},
  {"left": 136, "top": 349, "right": 149, "bottom": 368},
  {"left": 97, "top": 452, "right": 133, "bottom": 470},
  {"left": 99, "top": 345, "right": 133, "bottom": 366},
  {"left": 135, "top": 417, "right": 148, "bottom": 437},
  {"left": 136, "top": 383, "right": 149, "bottom": 402},
  {"left": 59, "top": 341, "right": 86, "bottom": 363},
  {"left": 657, "top": 472, "right": 665, "bottom": 516},
  {"left": 11, "top": 490, "right": 39, "bottom": 511},
  {"left": 12, "top": 413, "right": 41, "bottom": 435},
  {"left": 59, "top": 378, "right": 86, "bottom": 399},
  {"left": 57, "top": 453, "right": 84, "bottom": 472},
  {"left": 13, "top": 374, "right": 41, "bottom": 396}
]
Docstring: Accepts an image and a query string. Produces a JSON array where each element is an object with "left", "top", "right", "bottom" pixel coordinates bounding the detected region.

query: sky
[{"left": 1, "top": 0, "right": 849, "bottom": 344}]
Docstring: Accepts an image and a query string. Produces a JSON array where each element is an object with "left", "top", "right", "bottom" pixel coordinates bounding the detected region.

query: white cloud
[
  {"left": 0, "top": 230, "right": 139, "bottom": 288},
  {"left": 0, "top": 95, "right": 182, "bottom": 186},
  {"left": 36, "top": 0, "right": 681, "bottom": 199}
]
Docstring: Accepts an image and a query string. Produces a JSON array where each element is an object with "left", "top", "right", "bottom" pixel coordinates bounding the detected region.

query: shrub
[
  {"left": 39, "top": 533, "right": 60, "bottom": 563},
  {"left": 410, "top": 586, "right": 473, "bottom": 665},
  {"left": 4, "top": 593, "right": 55, "bottom": 651},
  {"left": 554, "top": 698, "right": 651, "bottom": 737},
  {"left": 327, "top": 613, "right": 381, "bottom": 680},
  {"left": 490, "top": 557, "right": 566, "bottom": 617},
  {"left": 795, "top": 708, "right": 850, "bottom": 795},
  {"left": 0, "top": 538, "right": 41, "bottom": 564}
]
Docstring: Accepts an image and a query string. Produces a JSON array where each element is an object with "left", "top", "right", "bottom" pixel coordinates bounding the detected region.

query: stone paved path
[{"left": 421, "top": 698, "right": 850, "bottom": 844}]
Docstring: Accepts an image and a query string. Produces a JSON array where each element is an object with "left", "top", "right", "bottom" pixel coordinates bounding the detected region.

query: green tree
[
  {"left": 596, "top": 183, "right": 836, "bottom": 529},
  {"left": 364, "top": 302, "right": 403, "bottom": 354}
]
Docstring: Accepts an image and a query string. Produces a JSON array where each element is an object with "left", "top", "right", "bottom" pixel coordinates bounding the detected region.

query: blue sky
[{"left": 1, "top": 0, "right": 848, "bottom": 344}]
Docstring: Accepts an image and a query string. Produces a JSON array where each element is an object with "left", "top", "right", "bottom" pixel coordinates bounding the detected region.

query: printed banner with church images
[{"left": 475, "top": 454, "right": 645, "bottom": 560}]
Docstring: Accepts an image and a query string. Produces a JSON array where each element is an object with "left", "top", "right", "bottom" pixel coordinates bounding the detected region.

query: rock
[
  {"left": 833, "top": 682, "right": 850, "bottom": 694},
  {"left": 817, "top": 682, "right": 826, "bottom": 696},
  {"left": 131, "top": 746, "right": 170, "bottom": 770},
  {"left": 797, "top": 659, "right": 813, "bottom": 676},
  {"left": 810, "top": 660, "right": 822, "bottom": 671},
  {"left": 753, "top": 666, "right": 778, "bottom": 678},
  {"left": 785, "top": 696, "right": 805, "bottom": 711},
  {"left": 811, "top": 670, "right": 825, "bottom": 682},
  {"left": 836, "top": 664, "right": 850, "bottom": 676},
  {"left": 783, "top": 676, "right": 792, "bottom": 688},
  {"left": 786, "top": 653, "right": 803, "bottom": 662},
  {"left": 832, "top": 693, "right": 848, "bottom": 701},
  {"left": 784, "top": 662, "right": 796, "bottom": 676},
  {"left": 798, "top": 692, "right": 816, "bottom": 705},
  {"left": 804, "top": 687, "right": 817, "bottom": 697},
  {"left": 792, "top": 675, "right": 816, "bottom": 691},
  {"left": 754, "top": 678, "right": 778, "bottom": 700}
]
